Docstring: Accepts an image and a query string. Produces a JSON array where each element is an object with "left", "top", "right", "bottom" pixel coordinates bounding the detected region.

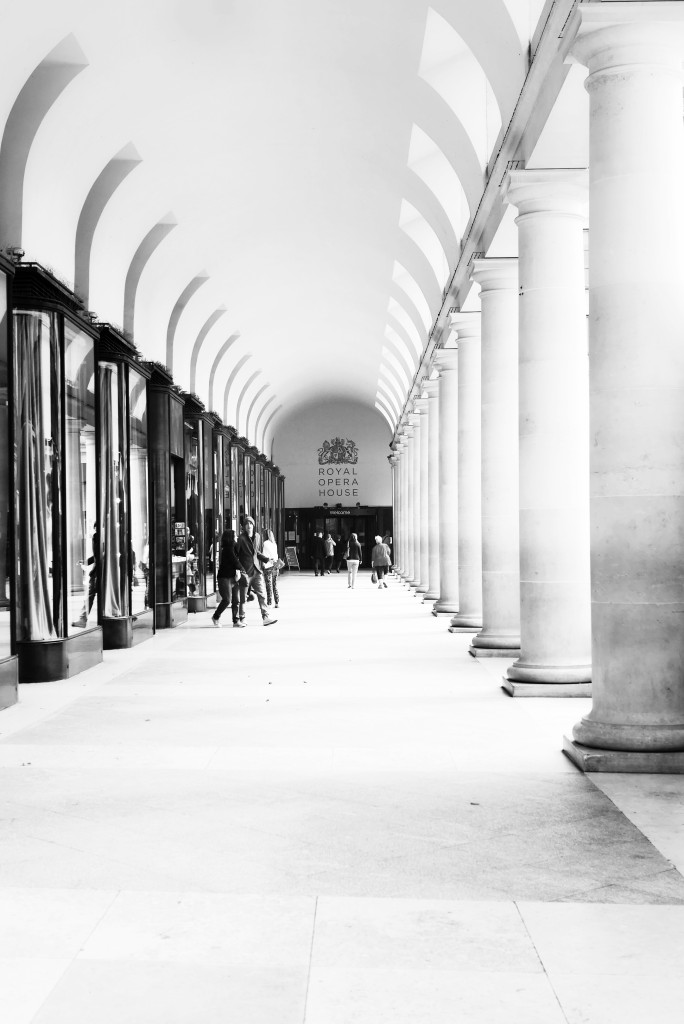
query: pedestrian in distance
[
  {"left": 312, "top": 531, "right": 326, "bottom": 577},
  {"left": 323, "top": 532, "right": 336, "bottom": 574},
  {"left": 235, "top": 516, "right": 277, "bottom": 625},
  {"left": 371, "top": 534, "right": 391, "bottom": 589},
  {"left": 346, "top": 532, "right": 362, "bottom": 589},
  {"left": 212, "top": 529, "right": 245, "bottom": 627},
  {"left": 333, "top": 534, "right": 346, "bottom": 573},
  {"left": 262, "top": 529, "right": 280, "bottom": 609}
]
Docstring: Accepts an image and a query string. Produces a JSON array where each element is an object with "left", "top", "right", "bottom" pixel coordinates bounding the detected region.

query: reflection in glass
[
  {"left": 99, "top": 362, "right": 127, "bottom": 618},
  {"left": 231, "top": 444, "right": 238, "bottom": 529},
  {"left": 13, "top": 311, "right": 61, "bottom": 640},
  {"left": 0, "top": 273, "right": 11, "bottom": 658},
  {"left": 170, "top": 455, "right": 186, "bottom": 601},
  {"left": 184, "top": 422, "right": 202, "bottom": 598},
  {"left": 64, "top": 322, "right": 97, "bottom": 631},
  {"left": 129, "top": 369, "right": 149, "bottom": 616}
]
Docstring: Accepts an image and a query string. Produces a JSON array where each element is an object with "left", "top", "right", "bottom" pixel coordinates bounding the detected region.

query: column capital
[
  {"left": 448, "top": 310, "right": 481, "bottom": 341},
  {"left": 432, "top": 346, "right": 459, "bottom": 373},
  {"left": 503, "top": 168, "right": 588, "bottom": 221},
  {"left": 471, "top": 257, "right": 518, "bottom": 293},
  {"left": 565, "top": 3, "right": 684, "bottom": 76},
  {"left": 407, "top": 411, "right": 422, "bottom": 428},
  {"left": 422, "top": 377, "right": 440, "bottom": 400}
]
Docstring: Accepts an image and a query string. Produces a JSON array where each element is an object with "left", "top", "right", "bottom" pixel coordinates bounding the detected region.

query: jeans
[
  {"left": 246, "top": 570, "right": 270, "bottom": 617},
  {"left": 214, "top": 576, "right": 240, "bottom": 622},
  {"left": 347, "top": 559, "right": 359, "bottom": 587},
  {"left": 313, "top": 557, "right": 325, "bottom": 576}
]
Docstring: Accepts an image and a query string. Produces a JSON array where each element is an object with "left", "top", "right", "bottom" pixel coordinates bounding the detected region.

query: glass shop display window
[
  {"left": 230, "top": 444, "right": 239, "bottom": 530},
  {"left": 128, "top": 368, "right": 149, "bottom": 616},
  {"left": 170, "top": 455, "right": 186, "bottom": 601},
  {"left": 0, "top": 271, "right": 11, "bottom": 660},
  {"left": 184, "top": 421, "right": 203, "bottom": 600},
  {"left": 98, "top": 361, "right": 128, "bottom": 620},
  {"left": 13, "top": 311, "right": 97, "bottom": 640}
]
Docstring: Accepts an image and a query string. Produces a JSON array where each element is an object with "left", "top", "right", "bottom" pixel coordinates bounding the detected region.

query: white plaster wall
[{"left": 274, "top": 401, "right": 392, "bottom": 507}]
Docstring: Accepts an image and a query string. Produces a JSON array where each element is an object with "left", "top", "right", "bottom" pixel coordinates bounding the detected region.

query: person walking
[
  {"left": 312, "top": 531, "right": 326, "bottom": 577},
  {"left": 323, "top": 532, "right": 335, "bottom": 574},
  {"left": 346, "top": 532, "right": 362, "bottom": 589},
  {"left": 371, "top": 534, "right": 391, "bottom": 589},
  {"left": 235, "top": 516, "right": 277, "bottom": 625},
  {"left": 262, "top": 529, "right": 280, "bottom": 609},
  {"left": 333, "top": 534, "right": 346, "bottom": 573},
  {"left": 212, "top": 529, "right": 245, "bottom": 627}
]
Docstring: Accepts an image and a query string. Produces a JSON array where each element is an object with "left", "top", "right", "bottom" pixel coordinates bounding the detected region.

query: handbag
[
  {"left": 371, "top": 570, "right": 378, "bottom": 584},
  {"left": 276, "top": 557, "right": 285, "bottom": 570}
]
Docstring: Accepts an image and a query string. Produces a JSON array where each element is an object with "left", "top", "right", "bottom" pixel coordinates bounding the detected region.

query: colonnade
[{"left": 389, "top": 4, "right": 684, "bottom": 773}]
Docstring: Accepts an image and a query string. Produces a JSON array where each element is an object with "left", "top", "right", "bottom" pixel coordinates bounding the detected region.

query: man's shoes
[
  {"left": 383, "top": 582, "right": 388, "bottom": 588},
  {"left": 262, "top": 615, "right": 277, "bottom": 626},
  {"left": 233, "top": 620, "right": 246, "bottom": 628},
  {"left": 211, "top": 616, "right": 221, "bottom": 627},
  {"left": 71, "top": 617, "right": 87, "bottom": 628},
  {"left": 239, "top": 614, "right": 246, "bottom": 621}
]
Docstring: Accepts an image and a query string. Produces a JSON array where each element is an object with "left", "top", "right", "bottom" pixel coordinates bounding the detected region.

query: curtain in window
[
  {"left": 99, "top": 362, "right": 126, "bottom": 617},
  {"left": 14, "top": 312, "right": 57, "bottom": 640}
]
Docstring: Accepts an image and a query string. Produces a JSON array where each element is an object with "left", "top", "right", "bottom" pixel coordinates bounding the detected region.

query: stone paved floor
[{"left": 1, "top": 570, "right": 683, "bottom": 1022}]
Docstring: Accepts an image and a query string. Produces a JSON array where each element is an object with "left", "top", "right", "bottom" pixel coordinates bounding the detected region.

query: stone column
[
  {"left": 502, "top": 169, "right": 592, "bottom": 696},
  {"left": 424, "top": 377, "right": 441, "bottom": 601},
  {"left": 403, "top": 425, "right": 415, "bottom": 584},
  {"left": 408, "top": 409, "right": 422, "bottom": 588},
  {"left": 414, "top": 394, "right": 430, "bottom": 594},
  {"left": 398, "top": 437, "right": 409, "bottom": 578},
  {"left": 448, "top": 313, "right": 483, "bottom": 632},
  {"left": 562, "top": 4, "right": 684, "bottom": 770},
  {"left": 389, "top": 452, "right": 399, "bottom": 573},
  {"left": 432, "top": 345, "right": 460, "bottom": 614},
  {"left": 470, "top": 258, "right": 520, "bottom": 657}
]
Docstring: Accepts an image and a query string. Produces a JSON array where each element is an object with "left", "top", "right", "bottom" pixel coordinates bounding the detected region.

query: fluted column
[
  {"left": 424, "top": 378, "right": 440, "bottom": 602},
  {"left": 448, "top": 313, "right": 483, "bottom": 632},
  {"left": 502, "top": 169, "right": 592, "bottom": 696},
  {"left": 432, "top": 345, "right": 460, "bottom": 614},
  {"left": 414, "top": 394, "right": 430, "bottom": 594},
  {"left": 470, "top": 258, "right": 520, "bottom": 657},
  {"left": 408, "top": 410, "right": 422, "bottom": 588},
  {"left": 562, "top": 4, "right": 684, "bottom": 769}
]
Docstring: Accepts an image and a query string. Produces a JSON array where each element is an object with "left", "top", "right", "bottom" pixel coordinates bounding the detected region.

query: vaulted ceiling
[{"left": 1, "top": 0, "right": 589, "bottom": 453}]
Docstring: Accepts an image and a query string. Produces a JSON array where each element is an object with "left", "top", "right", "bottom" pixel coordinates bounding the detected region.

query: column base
[
  {"left": 415, "top": 584, "right": 429, "bottom": 595},
  {"left": 503, "top": 679, "right": 592, "bottom": 697},
  {"left": 469, "top": 646, "right": 520, "bottom": 658},
  {"left": 505, "top": 661, "right": 591, "bottom": 686},
  {"left": 432, "top": 601, "right": 459, "bottom": 616},
  {"left": 449, "top": 625, "right": 480, "bottom": 633},
  {"left": 470, "top": 634, "right": 520, "bottom": 658},
  {"left": 563, "top": 737, "right": 684, "bottom": 774},
  {"left": 448, "top": 613, "right": 482, "bottom": 629},
  {"left": 424, "top": 590, "right": 439, "bottom": 601}
]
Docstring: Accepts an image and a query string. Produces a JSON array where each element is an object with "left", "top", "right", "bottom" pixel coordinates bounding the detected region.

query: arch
[
  {"left": 404, "top": 169, "right": 459, "bottom": 267},
  {"left": 377, "top": 380, "right": 401, "bottom": 419},
  {"left": 382, "top": 346, "right": 411, "bottom": 393},
  {"left": 395, "top": 230, "right": 443, "bottom": 312},
  {"left": 123, "top": 213, "right": 177, "bottom": 337},
  {"left": 399, "top": 199, "right": 450, "bottom": 290},
  {"left": 74, "top": 143, "right": 142, "bottom": 307},
  {"left": 189, "top": 306, "right": 228, "bottom": 394},
  {"left": 413, "top": 86, "right": 482, "bottom": 220},
  {"left": 245, "top": 383, "right": 270, "bottom": 444},
  {"left": 261, "top": 404, "right": 283, "bottom": 458},
  {"left": 0, "top": 35, "right": 88, "bottom": 245},
  {"left": 208, "top": 332, "right": 240, "bottom": 411},
  {"left": 222, "top": 352, "right": 251, "bottom": 426},
  {"left": 165, "top": 272, "right": 209, "bottom": 373},
  {"left": 393, "top": 262, "right": 432, "bottom": 333},
  {"left": 390, "top": 283, "right": 428, "bottom": 352},
  {"left": 385, "top": 322, "right": 417, "bottom": 376},
  {"left": 379, "top": 363, "right": 405, "bottom": 408},
  {"left": 388, "top": 305, "right": 423, "bottom": 360},
  {"left": 235, "top": 369, "right": 261, "bottom": 435},
  {"left": 375, "top": 402, "right": 395, "bottom": 433},
  {"left": 376, "top": 390, "right": 397, "bottom": 423},
  {"left": 428, "top": 1, "right": 525, "bottom": 128},
  {"left": 254, "top": 393, "right": 276, "bottom": 450}
]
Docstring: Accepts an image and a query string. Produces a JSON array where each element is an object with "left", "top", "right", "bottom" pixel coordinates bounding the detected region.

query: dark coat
[
  {"left": 312, "top": 535, "right": 326, "bottom": 560},
  {"left": 217, "top": 540, "right": 242, "bottom": 579},
  {"left": 347, "top": 538, "right": 362, "bottom": 561},
  {"left": 236, "top": 531, "right": 267, "bottom": 575}
]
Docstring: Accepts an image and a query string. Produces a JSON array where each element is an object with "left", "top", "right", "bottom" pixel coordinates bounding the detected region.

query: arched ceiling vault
[{"left": 0, "top": 0, "right": 585, "bottom": 451}]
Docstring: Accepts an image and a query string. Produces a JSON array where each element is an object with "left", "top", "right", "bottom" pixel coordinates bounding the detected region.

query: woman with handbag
[
  {"left": 346, "top": 532, "right": 362, "bottom": 589},
  {"left": 262, "top": 529, "right": 281, "bottom": 609},
  {"left": 371, "top": 535, "right": 391, "bottom": 589}
]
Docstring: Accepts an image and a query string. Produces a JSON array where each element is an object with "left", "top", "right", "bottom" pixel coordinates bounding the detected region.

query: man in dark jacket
[
  {"left": 235, "top": 516, "right": 277, "bottom": 626},
  {"left": 312, "top": 531, "right": 326, "bottom": 577}
]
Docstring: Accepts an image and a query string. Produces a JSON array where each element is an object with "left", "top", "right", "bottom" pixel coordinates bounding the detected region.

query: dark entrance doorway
[{"left": 284, "top": 507, "right": 392, "bottom": 570}]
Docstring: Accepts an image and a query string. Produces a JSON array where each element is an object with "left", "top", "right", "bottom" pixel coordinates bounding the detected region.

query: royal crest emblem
[{"left": 318, "top": 437, "right": 358, "bottom": 465}]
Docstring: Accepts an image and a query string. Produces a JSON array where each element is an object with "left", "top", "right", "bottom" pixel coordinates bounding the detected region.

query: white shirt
[{"left": 262, "top": 539, "right": 278, "bottom": 567}]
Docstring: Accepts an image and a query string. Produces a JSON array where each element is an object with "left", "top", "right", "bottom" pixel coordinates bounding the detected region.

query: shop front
[
  {"left": 283, "top": 505, "right": 393, "bottom": 570},
  {"left": 12, "top": 262, "right": 103, "bottom": 682},
  {"left": 0, "top": 253, "right": 17, "bottom": 705}
]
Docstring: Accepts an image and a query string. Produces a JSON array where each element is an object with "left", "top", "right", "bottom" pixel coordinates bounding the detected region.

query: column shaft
[
  {"left": 503, "top": 169, "right": 592, "bottom": 695},
  {"left": 433, "top": 349, "right": 460, "bottom": 614},
  {"left": 565, "top": 7, "right": 684, "bottom": 763},
  {"left": 470, "top": 259, "right": 521, "bottom": 657},
  {"left": 415, "top": 396, "right": 430, "bottom": 594},
  {"left": 424, "top": 380, "right": 440, "bottom": 601}
]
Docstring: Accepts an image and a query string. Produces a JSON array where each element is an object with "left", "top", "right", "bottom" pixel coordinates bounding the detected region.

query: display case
[
  {"left": 181, "top": 394, "right": 209, "bottom": 613},
  {"left": 146, "top": 363, "right": 188, "bottom": 628},
  {"left": 12, "top": 262, "right": 103, "bottom": 682},
  {"left": 0, "top": 253, "right": 17, "bottom": 705},
  {"left": 96, "top": 325, "right": 153, "bottom": 648}
]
